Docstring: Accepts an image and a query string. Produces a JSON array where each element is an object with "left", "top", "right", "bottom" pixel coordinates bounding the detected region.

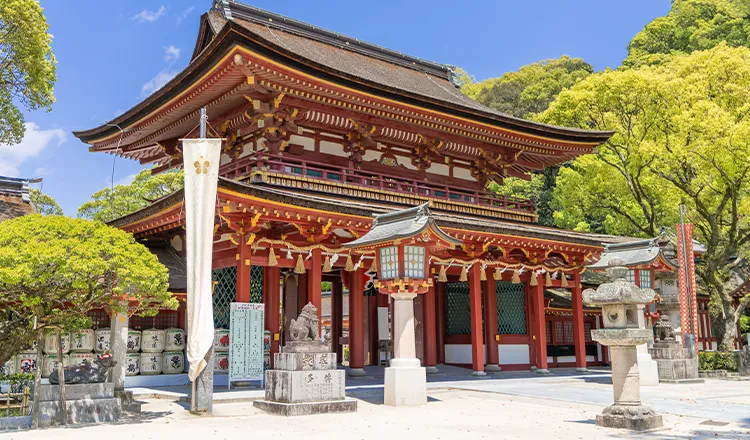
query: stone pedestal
[
  {"left": 191, "top": 348, "right": 214, "bottom": 414},
  {"left": 37, "top": 383, "right": 121, "bottom": 426},
  {"left": 110, "top": 307, "right": 128, "bottom": 392},
  {"left": 636, "top": 305, "right": 659, "bottom": 386},
  {"left": 255, "top": 339, "right": 356, "bottom": 416},
  {"left": 384, "top": 292, "right": 427, "bottom": 406},
  {"left": 650, "top": 341, "right": 702, "bottom": 384}
]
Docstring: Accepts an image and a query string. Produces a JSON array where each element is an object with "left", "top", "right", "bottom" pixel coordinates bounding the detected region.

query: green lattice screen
[
  {"left": 212, "top": 267, "right": 236, "bottom": 328},
  {"left": 496, "top": 281, "right": 526, "bottom": 334},
  {"left": 445, "top": 282, "right": 472, "bottom": 335},
  {"left": 250, "top": 266, "right": 264, "bottom": 303}
]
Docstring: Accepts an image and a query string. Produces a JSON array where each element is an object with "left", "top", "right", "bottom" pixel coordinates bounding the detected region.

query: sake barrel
[
  {"left": 94, "top": 328, "right": 111, "bottom": 353},
  {"left": 140, "top": 352, "right": 163, "bottom": 375},
  {"left": 165, "top": 328, "right": 185, "bottom": 351},
  {"left": 69, "top": 352, "right": 94, "bottom": 366},
  {"left": 162, "top": 351, "right": 184, "bottom": 374},
  {"left": 126, "top": 353, "right": 140, "bottom": 376},
  {"left": 43, "top": 330, "right": 70, "bottom": 354},
  {"left": 127, "top": 330, "right": 142, "bottom": 353},
  {"left": 15, "top": 353, "right": 37, "bottom": 374},
  {"left": 70, "top": 329, "right": 95, "bottom": 353},
  {"left": 0, "top": 357, "right": 14, "bottom": 375},
  {"left": 214, "top": 352, "right": 229, "bottom": 374},
  {"left": 214, "top": 329, "right": 230, "bottom": 352},
  {"left": 141, "top": 329, "right": 166, "bottom": 353},
  {"left": 42, "top": 354, "right": 70, "bottom": 378}
]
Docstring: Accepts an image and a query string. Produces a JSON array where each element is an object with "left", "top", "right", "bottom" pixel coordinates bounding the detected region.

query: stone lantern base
[
  {"left": 597, "top": 404, "right": 663, "bottom": 431},
  {"left": 384, "top": 358, "right": 426, "bottom": 406}
]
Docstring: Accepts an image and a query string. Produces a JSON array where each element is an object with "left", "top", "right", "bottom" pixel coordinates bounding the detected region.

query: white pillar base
[
  {"left": 485, "top": 364, "right": 502, "bottom": 372},
  {"left": 535, "top": 368, "right": 550, "bottom": 374},
  {"left": 384, "top": 358, "right": 427, "bottom": 407},
  {"left": 575, "top": 367, "right": 589, "bottom": 373},
  {"left": 348, "top": 368, "right": 366, "bottom": 378},
  {"left": 425, "top": 366, "right": 439, "bottom": 375}
]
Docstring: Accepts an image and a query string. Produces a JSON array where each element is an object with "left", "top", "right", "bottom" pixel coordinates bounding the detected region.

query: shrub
[{"left": 698, "top": 351, "right": 739, "bottom": 372}]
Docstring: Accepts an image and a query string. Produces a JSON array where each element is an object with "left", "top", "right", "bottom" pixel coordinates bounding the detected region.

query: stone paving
[{"left": 8, "top": 366, "right": 749, "bottom": 439}]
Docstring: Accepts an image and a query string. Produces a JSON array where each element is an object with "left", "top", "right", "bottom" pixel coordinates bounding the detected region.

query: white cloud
[
  {"left": 0, "top": 123, "right": 65, "bottom": 177},
  {"left": 163, "top": 45, "right": 181, "bottom": 62},
  {"left": 141, "top": 69, "right": 178, "bottom": 97},
  {"left": 33, "top": 167, "right": 54, "bottom": 177},
  {"left": 131, "top": 6, "right": 166, "bottom": 23},
  {"left": 177, "top": 6, "right": 195, "bottom": 25}
]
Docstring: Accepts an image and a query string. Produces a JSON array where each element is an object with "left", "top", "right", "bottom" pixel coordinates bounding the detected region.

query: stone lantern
[
  {"left": 583, "top": 258, "right": 663, "bottom": 431},
  {"left": 344, "top": 203, "right": 461, "bottom": 406}
]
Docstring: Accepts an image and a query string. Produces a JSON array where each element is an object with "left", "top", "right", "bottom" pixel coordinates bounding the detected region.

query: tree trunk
[
  {"left": 713, "top": 299, "right": 737, "bottom": 352},
  {"left": 30, "top": 327, "right": 44, "bottom": 429},
  {"left": 56, "top": 329, "right": 67, "bottom": 425}
]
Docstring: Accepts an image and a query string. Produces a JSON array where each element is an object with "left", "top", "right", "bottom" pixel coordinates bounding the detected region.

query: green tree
[
  {"left": 543, "top": 44, "right": 750, "bottom": 349},
  {"left": 625, "top": 0, "right": 750, "bottom": 67},
  {"left": 0, "top": 0, "right": 56, "bottom": 145},
  {"left": 78, "top": 169, "right": 184, "bottom": 222},
  {"left": 29, "top": 188, "right": 62, "bottom": 216},
  {"left": 0, "top": 214, "right": 176, "bottom": 366}
]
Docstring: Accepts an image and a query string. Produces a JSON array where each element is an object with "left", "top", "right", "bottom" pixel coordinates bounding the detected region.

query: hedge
[{"left": 698, "top": 351, "right": 738, "bottom": 372}]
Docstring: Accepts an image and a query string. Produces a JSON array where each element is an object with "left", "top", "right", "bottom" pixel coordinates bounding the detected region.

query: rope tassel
[
  {"left": 511, "top": 269, "right": 521, "bottom": 284},
  {"left": 561, "top": 273, "right": 569, "bottom": 288},
  {"left": 268, "top": 248, "right": 278, "bottom": 267},
  {"left": 493, "top": 266, "right": 502, "bottom": 281},
  {"left": 438, "top": 265, "right": 447, "bottom": 282},
  {"left": 369, "top": 258, "right": 377, "bottom": 274},
  {"left": 294, "top": 254, "right": 306, "bottom": 274},
  {"left": 323, "top": 255, "right": 332, "bottom": 273},
  {"left": 545, "top": 271, "right": 552, "bottom": 287},
  {"left": 530, "top": 271, "right": 538, "bottom": 286},
  {"left": 344, "top": 255, "right": 354, "bottom": 272},
  {"left": 480, "top": 267, "right": 487, "bottom": 281},
  {"left": 459, "top": 266, "right": 468, "bottom": 282}
]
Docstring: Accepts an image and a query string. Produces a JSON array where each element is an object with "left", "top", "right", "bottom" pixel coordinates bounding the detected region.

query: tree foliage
[
  {"left": 0, "top": 0, "right": 56, "bottom": 145},
  {"left": 542, "top": 44, "right": 750, "bottom": 349},
  {"left": 467, "top": 56, "right": 593, "bottom": 119},
  {"left": 29, "top": 188, "right": 62, "bottom": 216},
  {"left": 0, "top": 215, "right": 176, "bottom": 365},
  {"left": 625, "top": 0, "right": 750, "bottom": 67},
  {"left": 78, "top": 169, "right": 184, "bottom": 222}
]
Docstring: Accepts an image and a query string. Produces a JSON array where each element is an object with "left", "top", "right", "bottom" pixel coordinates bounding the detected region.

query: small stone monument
[
  {"left": 253, "top": 303, "right": 357, "bottom": 416},
  {"left": 649, "top": 316, "right": 702, "bottom": 383},
  {"left": 583, "top": 258, "right": 663, "bottom": 431}
]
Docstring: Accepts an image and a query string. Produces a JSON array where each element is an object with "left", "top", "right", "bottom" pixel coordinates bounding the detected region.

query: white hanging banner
[{"left": 183, "top": 138, "right": 222, "bottom": 381}]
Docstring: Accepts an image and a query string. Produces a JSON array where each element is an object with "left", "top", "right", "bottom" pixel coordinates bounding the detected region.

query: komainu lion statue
[
  {"left": 49, "top": 353, "right": 117, "bottom": 384},
  {"left": 289, "top": 303, "right": 319, "bottom": 341}
]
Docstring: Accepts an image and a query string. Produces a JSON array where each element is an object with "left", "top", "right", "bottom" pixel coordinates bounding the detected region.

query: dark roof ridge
[{"left": 220, "top": 0, "right": 454, "bottom": 81}]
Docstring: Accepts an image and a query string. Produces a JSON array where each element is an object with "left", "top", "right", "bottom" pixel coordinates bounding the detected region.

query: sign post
[{"left": 229, "top": 303, "right": 265, "bottom": 390}]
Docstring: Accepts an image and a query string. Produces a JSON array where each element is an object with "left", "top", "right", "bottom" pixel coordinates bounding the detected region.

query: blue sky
[{"left": 11, "top": 1, "right": 671, "bottom": 215}]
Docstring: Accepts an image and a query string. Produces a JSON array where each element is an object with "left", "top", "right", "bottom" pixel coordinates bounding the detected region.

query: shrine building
[{"left": 74, "top": 1, "right": 634, "bottom": 376}]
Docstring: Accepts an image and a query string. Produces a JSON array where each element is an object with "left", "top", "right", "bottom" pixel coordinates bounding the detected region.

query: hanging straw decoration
[
  {"left": 545, "top": 271, "right": 553, "bottom": 287},
  {"left": 459, "top": 266, "right": 468, "bottom": 282},
  {"left": 294, "top": 254, "right": 306, "bottom": 274},
  {"left": 369, "top": 258, "right": 377, "bottom": 274},
  {"left": 561, "top": 273, "right": 569, "bottom": 288},
  {"left": 323, "top": 255, "right": 332, "bottom": 273},
  {"left": 438, "top": 265, "right": 448, "bottom": 282},
  {"left": 493, "top": 266, "right": 502, "bottom": 281},
  {"left": 480, "top": 266, "right": 487, "bottom": 281},
  {"left": 268, "top": 248, "right": 278, "bottom": 267},
  {"left": 529, "top": 271, "right": 538, "bottom": 286},
  {"left": 344, "top": 255, "right": 355, "bottom": 272},
  {"left": 511, "top": 269, "right": 521, "bottom": 284}
]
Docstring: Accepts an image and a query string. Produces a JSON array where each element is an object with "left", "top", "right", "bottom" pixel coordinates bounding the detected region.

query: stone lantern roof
[{"left": 583, "top": 258, "right": 656, "bottom": 306}]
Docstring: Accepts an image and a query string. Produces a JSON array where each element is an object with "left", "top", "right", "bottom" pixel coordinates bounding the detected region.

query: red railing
[{"left": 220, "top": 153, "right": 535, "bottom": 215}]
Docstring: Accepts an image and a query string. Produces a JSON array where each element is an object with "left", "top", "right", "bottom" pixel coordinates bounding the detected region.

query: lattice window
[
  {"left": 250, "top": 266, "right": 264, "bottom": 303},
  {"left": 625, "top": 269, "right": 636, "bottom": 283},
  {"left": 496, "top": 281, "right": 526, "bottom": 334},
  {"left": 545, "top": 321, "right": 552, "bottom": 343},
  {"left": 213, "top": 267, "right": 237, "bottom": 328},
  {"left": 584, "top": 322, "right": 593, "bottom": 343},
  {"left": 638, "top": 270, "right": 652, "bottom": 288},
  {"left": 445, "top": 282, "right": 471, "bottom": 335},
  {"left": 131, "top": 311, "right": 178, "bottom": 330},
  {"left": 87, "top": 310, "right": 110, "bottom": 329},
  {"left": 554, "top": 321, "right": 574, "bottom": 345},
  {"left": 404, "top": 246, "right": 425, "bottom": 278},
  {"left": 379, "top": 246, "right": 399, "bottom": 280}
]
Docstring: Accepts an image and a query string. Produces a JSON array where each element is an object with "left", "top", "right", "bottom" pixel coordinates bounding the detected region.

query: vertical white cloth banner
[{"left": 183, "top": 138, "right": 222, "bottom": 381}]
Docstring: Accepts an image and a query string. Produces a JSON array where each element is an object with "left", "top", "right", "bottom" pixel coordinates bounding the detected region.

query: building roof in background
[
  {"left": 0, "top": 176, "right": 40, "bottom": 222},
  {"left": 145, "top": 242, "right": 187, "bottom": 291}
]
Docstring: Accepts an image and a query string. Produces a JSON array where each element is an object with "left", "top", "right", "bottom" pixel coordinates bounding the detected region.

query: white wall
[{"left": 444, "top": 344, "right": 530, "bottom": 365}]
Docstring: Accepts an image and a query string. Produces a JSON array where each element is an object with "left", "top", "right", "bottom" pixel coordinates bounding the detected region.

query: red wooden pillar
[
  {"left": 331, "top": 277, "right": 343, "bottom": 362},
  {"left": 436, "top": 282, "right": 446, "bottom": 364},
  {"left": 469, "top": 265, "right": 485, "bottom": 375},
  {"left": 571, "top": 271, "right": 587, "bottom": 371},
  {"left": 532, "top": 280, "right": 549, "bottom": 373},
  {"left": 368, "top": 295, "right": 377, "bottom": 366},
  {"left": 423, "top": 283, "right": 438, "bottom": 373},
  {"left": 348, "top": 268, "right": 366, "bottom": 376},
  {"left": 526, "top": 282, "right": 537, "bottom": 369},
  {"left": 483, "top": 275, "right": 500, "bottom": 371},
  {"left": 236, "top": 236, "right": 251, "bottom": 302},
  {"left": 266, "top": 266, "right": 281, "bottom": 365},
  {"left": 307, "top": 248, "right": 323, "bottom": 328}
]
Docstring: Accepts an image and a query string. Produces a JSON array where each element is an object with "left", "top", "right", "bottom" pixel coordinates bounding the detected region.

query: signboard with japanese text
[{"left": 228, "top": 303, "right": 265, "bottom": 389}]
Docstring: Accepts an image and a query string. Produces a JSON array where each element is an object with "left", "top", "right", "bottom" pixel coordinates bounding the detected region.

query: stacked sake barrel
[
  {"left": 136, "top": 328, "right": 186, "bottom": 375},
  {"left": 213, "top": 329, "right": 230, "bottom": 374}
]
